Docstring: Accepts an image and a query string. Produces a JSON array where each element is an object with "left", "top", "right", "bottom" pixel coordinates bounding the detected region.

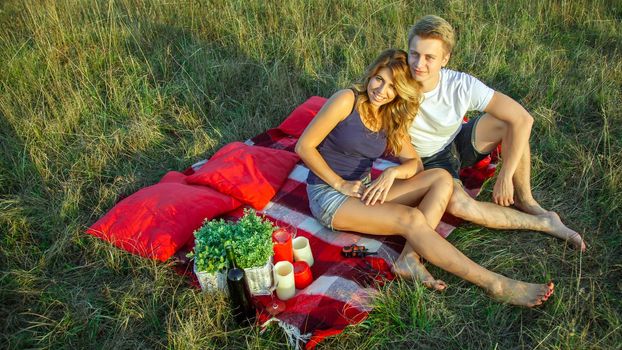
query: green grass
[{"left": 1, "top": 0, "right": 620, "bottom": 348}]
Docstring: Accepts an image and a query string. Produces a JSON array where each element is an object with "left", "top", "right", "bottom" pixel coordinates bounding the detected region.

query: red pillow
[
  {"left": 158, "top": 171, "right": 188, "bottom": 184},
  {"left": 186, "top": 142, "right": 299, "bottom": 210},
  {"left": 86, "top": 181, "right": 241, "bottom": 261},
  {"left": 277, "top": 96, "right": 327, "bottom": 137}
]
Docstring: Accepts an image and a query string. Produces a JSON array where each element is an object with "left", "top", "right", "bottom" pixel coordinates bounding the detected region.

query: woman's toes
[
  {"left": 435, "top": 280, "right": 448, "bottom": 291},
  {"left": 422, "top": 278, "right": 447, "bottom": 292},
  {"left": 540, "top": 281, "right": 554, "bottom": 301}
]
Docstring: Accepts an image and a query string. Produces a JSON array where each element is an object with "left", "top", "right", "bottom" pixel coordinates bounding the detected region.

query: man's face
[{"left": 408, "top": 36, "right": 450, "bottom": 88}]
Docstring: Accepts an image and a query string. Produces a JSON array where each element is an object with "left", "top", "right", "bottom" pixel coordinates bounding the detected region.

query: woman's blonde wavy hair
[{"left": 352, "top": 49, "right": 422, "bottom": 155}]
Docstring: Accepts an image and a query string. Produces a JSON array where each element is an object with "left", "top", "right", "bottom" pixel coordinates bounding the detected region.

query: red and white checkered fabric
[{"left": 186, "top": 128, "right": 497, "bottom": 349}]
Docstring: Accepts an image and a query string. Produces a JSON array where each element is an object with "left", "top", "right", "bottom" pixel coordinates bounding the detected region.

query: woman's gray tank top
[{"left": 306, "top": 107, "right": 387, "bottom": 185}]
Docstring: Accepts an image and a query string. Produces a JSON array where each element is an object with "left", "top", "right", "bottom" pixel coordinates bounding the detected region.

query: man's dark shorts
[{"left": 421, "top": 115, "right": 491, "bottom": 179}]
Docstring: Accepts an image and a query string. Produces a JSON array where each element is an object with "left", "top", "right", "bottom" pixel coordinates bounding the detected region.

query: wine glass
[
  {"left": 265, "top": 275, "right": 286, "bottom": 316},
  {"left": 265, "top": 223, "right": 297, "bottom": 316},
  {"left": 272, "top": 223, "right": 297, "bottom": 263},
  {"left": 273, "top": 223, "right": 297, "bottom": 242}
]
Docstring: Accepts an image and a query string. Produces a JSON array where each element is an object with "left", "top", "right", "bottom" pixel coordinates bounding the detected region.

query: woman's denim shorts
[{"left": 306, "top": 176, "right": 371, "bottom": 230}]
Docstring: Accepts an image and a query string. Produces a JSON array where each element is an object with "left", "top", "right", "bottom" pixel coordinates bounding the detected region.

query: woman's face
[{"left": 367, "top": 67, "right": 397, "bottom": 108}]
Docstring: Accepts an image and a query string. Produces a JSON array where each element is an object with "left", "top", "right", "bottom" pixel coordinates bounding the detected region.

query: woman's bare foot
[
  {"left": 541, "top": 211, "right": 587, "bottom": 251},
  {"left": 392, "top": 254, "right": 447, "bottom": 291},
  {"left": 486, "top": 275, "right": 554, "bottom": 307}
]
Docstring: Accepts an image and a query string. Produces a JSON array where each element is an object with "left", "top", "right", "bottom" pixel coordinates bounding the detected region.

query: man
[{"left": 391, "top": 15, "right": 585, "bottom": 287}]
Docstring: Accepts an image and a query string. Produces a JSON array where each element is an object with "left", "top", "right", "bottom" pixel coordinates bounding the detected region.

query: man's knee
[
  {"left": 474, "top": 114, "right": 508, "bottom": 152},
  {"left": 484, "top": 115, "right": 509, "bottom": 138}
]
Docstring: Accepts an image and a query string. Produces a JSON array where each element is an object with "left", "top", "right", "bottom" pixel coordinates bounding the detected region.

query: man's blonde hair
[{"left": 408, "top": 15, "right": 456, "bottom": 54}]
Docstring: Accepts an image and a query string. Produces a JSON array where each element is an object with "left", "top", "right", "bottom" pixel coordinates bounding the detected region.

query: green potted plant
[{"left": 191, "top": 209, "right": 275, "bottom": 294}]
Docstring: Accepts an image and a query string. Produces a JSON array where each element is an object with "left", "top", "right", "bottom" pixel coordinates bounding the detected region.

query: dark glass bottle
[{"left": 225, "top": 244, "right": 256, "bottom": 325}]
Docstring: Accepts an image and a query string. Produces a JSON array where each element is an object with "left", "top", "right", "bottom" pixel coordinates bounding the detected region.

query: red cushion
[
  {"left": 186, "top": 142, "right": 299, "bottom": 210},
  {"left": 86, "top": 179, "right": 241, "bottom": 261},
  {"left": 158, "top": 171, "right": 188, "bottom": 184},
  {"left": 277, "top": 96, "right": 327, "bottom": 137}
]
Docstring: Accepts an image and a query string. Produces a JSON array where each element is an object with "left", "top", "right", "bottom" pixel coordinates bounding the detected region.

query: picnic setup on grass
[{"left": 85, "top": 96, "right": 499, "bottom": 349}]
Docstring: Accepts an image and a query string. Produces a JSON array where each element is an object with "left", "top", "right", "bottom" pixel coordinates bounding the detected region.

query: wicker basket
[{"left": 194, "top": 257, "right": 273, "bottom": 296}]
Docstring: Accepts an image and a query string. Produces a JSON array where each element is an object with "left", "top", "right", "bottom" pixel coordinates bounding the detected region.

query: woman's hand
[
  {"left": 361, "top": 167, "right": 398, "bottom": 205},
  {"left": 336, "top": 180, "right": 365, "bottom": 198}
]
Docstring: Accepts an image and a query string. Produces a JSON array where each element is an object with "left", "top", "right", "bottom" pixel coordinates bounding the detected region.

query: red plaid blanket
[{"left": 183, "top": 128, "right": 498, "bottom": 349}]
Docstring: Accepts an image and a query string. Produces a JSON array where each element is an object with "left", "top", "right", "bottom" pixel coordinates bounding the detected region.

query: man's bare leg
[
  {"left": 511, "top": 142, "right": 546, "bottom": 214},
  {"left": 475, "top": 113, "right": 546, "bottom": 214},
  {"left": 472, "top": 114, "right": 586, "bottom": 250},
  {"left": 447, "top": 180, "right": 586, "bottom": 251}
]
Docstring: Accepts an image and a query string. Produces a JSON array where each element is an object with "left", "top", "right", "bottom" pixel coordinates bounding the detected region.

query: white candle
[
  {"left": 292, "top": 237, "right": 314, "bottom": 267},
  {"left": 274, "top": 261, "right": 295, "bottom": 301}
]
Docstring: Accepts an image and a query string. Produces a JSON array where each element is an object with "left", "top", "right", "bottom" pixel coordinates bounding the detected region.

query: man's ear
[{"left": 441, "top": 52, "right": 451, "bottom": 67}]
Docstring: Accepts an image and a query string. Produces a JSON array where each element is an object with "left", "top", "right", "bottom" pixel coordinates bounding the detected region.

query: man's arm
[{"left": 483, "top": 91, "right": 534, "bottom": 206}]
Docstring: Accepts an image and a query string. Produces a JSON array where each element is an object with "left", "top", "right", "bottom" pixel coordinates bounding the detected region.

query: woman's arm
[
  {"left": 393, "top": 137, "right": 424, "bottom": 179},
  {"left": 295, "top": 89, "right": 364, "bottom": 197},
  {"left": 361, "top": 134, "right": 422, "bottom": 205}
]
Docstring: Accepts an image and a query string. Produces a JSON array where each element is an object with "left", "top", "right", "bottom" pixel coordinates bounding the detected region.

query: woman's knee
[
  {"left": 428, "top": 169, "right": 454, "bottom": 194},
  {"left": 395, "top": 207, "right": 427, "bottom": 233},
  {"left": 432, "top": 168, "right": 454, "bottom": 185}
]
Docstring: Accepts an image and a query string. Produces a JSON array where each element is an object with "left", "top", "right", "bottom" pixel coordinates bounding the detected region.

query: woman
[{"left": 295, "top": 49, "right": 553, "bottom": 307}]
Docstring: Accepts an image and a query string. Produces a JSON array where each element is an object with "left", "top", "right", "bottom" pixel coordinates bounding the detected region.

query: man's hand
[
  {"left": 493, "top": 173, "right": 515, "bottom": 207},
  {"left": 336, "top": 180, "right": 365, "bottom": 198},
  {"left": 361, "top": 168, "right": 398, "bottom": 205}
]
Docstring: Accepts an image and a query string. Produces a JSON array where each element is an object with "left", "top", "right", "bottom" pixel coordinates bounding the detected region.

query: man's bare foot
[
  {"left": 514, "top": 196, "right": 547, "bottom": 215},
  {"left": 392, "top": 254, "right": 447, "bottom": 291},
  {"left": 486, "top": 275, "right": 554, "bottom": 307},
  {"left": 541, "top": 211, "right": 587, "bottom": 252}
]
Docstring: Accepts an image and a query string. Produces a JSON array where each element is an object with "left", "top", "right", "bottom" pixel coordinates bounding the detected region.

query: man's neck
[{"left": 421, "top": 71, "right": 442, "bottom": 93}]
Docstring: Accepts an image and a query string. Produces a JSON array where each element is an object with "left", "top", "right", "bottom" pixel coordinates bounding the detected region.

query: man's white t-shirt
[{"left": 409, "top": 68, "right": 495, "bottom": 157}]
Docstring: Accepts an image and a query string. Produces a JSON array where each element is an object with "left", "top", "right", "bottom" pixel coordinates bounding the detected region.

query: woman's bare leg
[
  {"left": 386, "top": 169, "right": 453, "bottom": 225},
  {"left": 382, "top": 169, "right": 453, "bottom": 289},
  {"left": 332, "top": 198, "right": 554, "bottom": 307}
]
